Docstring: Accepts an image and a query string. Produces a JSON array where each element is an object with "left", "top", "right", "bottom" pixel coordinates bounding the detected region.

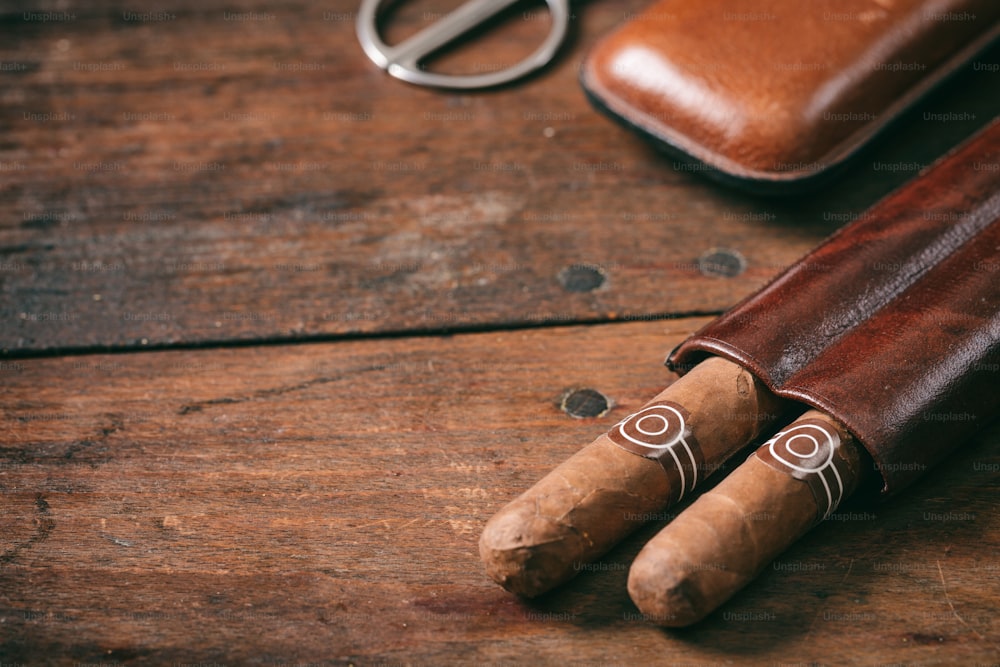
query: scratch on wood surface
[
  {"left": 3, "top": 413, "right": 124, "bottom": 466},
  {"left": 937, "top": 559, "right": 985, "bottom": 641},
  {"left": 0, "top": 494, "right": 55, "bottom": 565},
  {"left": 406, "top": 192, "right": 523, "bottom": 231},
  {"left": 103, "top": 534, "right": 135, "bottom": 548},
  {"left": 804, "top": 556, "right": 856, "bottom": 639},
  {"left": 177, "top": 373, "right": 350, "bottom": 415},
  {"left": 840, "top": 557, "right": 855, "bottom": 583},
  {"left": 350, "top": 516, "right": 466, "bottom": 533},
  {"left": 352, "top": 518, "right": 397, "bottom": 531},
  {"left": 63, "top": 413, "right": 125, "bottom": 461}
]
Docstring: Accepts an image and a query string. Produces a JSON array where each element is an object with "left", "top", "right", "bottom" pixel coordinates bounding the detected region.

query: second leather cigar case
[
  {"left": 669, "top": 120, "right": 1000, "bottom": 496},
  {"left": 580, "top": 0, "right": 1000, "bottom": 192}
]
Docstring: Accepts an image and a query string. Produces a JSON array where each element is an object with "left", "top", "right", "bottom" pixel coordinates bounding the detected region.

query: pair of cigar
[{"left": 479, "top": 356, "right": 867, "bottom": 626}]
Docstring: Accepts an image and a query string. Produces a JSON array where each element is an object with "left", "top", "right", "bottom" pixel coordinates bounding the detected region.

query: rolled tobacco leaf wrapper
[
  {"left": 480, "top": 356, "right": 793, "bottom": 597},
  {"left": 628, "top": 410, "right": 867, "bottom": 626}
]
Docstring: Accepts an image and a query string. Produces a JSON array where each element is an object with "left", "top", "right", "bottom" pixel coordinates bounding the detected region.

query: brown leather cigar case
[
  {"left": 668, "top": 119, "right": 1000, "bottom": 494},
  {"left": 580, "top": 0, "right": 1000, "bottom": 192}
]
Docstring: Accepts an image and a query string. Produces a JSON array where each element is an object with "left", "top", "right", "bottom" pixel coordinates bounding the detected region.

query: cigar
[
  {"left": 479, "top": 356, "right": 793, "bottom": 597},
  {"left": 627, "top": 409, "right": 868, "bottom": 626}
]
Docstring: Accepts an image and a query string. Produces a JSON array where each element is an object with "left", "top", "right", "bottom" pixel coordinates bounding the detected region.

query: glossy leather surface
[
  {"left": 669, "top": 120, "right": 1000, "bottom": 494},
  {"left": 581, "top": 0, "right": 1000, "bottom": 189}
]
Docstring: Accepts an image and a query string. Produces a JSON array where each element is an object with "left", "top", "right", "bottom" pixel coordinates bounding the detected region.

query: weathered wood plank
[
  {"left": 1, "top": 1, "right": 997, "bottom": 352},
  {"left": 1, "top": 318, "right": 997, "bottom": 664}
]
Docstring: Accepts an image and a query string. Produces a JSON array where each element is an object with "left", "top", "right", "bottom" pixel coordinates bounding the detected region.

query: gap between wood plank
[{"left": 0, "top": 308, "right": 726, "bottom": 360}]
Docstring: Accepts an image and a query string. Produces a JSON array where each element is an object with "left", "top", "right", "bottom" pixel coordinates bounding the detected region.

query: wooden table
[{"left": 2, "top": 1, "right": 998, "bottom": 664}]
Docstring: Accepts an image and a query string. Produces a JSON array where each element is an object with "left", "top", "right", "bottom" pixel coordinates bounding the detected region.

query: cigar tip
[
  {"left": 627, "top": 549, "right": 708, "bottom": 627},
  {"left": 479, "top": 506, "right": 556, "bottom": 598}
]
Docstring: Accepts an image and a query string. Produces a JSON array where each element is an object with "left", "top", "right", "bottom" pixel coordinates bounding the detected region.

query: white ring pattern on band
[
  {"left": 613, "top": 404, "right": 698, "bottom": 497},
  {"left": 765, "top": 422, "right": 844, "bottom": 519}
]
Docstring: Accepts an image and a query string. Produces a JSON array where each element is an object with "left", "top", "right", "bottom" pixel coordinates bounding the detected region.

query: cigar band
[
  {"left": 756, "top": 419, "right": 850, "bottom": 521},
  {"left": 607, "top": 402, "right": 704, "bottom": 503}
]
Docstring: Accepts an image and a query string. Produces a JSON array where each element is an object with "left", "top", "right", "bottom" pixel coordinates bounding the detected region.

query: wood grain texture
[
  {"left": 1, "top": 1, "right": 998, "bottom": 665},
  {"left": 1, "top": 318, "right": 998, "bottom": 665},
  {"left": 1, "top": 0, "right": 997, "bottom": 352}
]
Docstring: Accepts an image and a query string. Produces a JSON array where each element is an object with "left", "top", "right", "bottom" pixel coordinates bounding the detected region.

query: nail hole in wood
[
  {"left": 558, "top": 264, "right": 606, "bottom": 292},
  {"left": 560, "top": 388, "right": 610, "bottom": 419},
  {"left": 698, "top": 248, "right": 746, "bottom": 278}
]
